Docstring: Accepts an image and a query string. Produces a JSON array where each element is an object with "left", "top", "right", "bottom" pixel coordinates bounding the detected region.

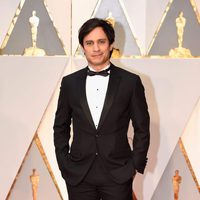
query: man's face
[{"left": 82, "top": 27, "right": 113, "bottom": 71}]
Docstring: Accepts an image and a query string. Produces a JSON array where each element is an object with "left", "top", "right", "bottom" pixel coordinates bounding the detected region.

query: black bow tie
[{"left": 87, "top": 67, "right": 111, "bottom": 77}]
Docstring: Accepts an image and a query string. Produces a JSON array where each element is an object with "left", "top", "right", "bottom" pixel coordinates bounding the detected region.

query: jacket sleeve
[
  {"left": 53, "top": 77, "right": 72, "bottom": 171},
  {"left": 130, "top": 76, "right": 150, "bottom": 174}
]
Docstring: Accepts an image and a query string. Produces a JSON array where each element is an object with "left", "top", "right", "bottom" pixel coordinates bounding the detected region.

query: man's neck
[{"left": 88, "top": 64, "right": 111, "bottom": 72}]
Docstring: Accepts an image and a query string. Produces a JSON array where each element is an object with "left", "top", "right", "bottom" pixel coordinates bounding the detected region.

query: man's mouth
[{"left": 92, "top": 53, "right": 102, "bottom": 57}]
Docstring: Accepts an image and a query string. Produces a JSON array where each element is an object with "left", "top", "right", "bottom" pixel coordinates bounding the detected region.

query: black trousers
[{"left": 66, "top": 156, "right": 133, "bottom": 200}]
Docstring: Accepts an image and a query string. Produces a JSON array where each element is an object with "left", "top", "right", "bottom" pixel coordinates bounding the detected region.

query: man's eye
[
  {"left": 99, "top": 40, "right": 106, "bottom": 44},
  {"left": 86, "top": 41, "right": 93, "bottom": 46}
]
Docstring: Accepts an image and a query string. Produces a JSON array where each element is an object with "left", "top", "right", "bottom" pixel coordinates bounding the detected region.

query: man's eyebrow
[{"left": 85, "top": 38, "right": 107, "bottom": 41}]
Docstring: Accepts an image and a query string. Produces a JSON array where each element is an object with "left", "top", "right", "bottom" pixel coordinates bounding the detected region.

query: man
[{"left": 53, "top": 18, "right": 150, "bottom": 200}]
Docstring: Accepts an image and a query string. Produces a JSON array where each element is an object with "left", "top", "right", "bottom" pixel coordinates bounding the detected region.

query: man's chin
[{"left": 90, "top": 61, "right": 103, "bottom": 67}]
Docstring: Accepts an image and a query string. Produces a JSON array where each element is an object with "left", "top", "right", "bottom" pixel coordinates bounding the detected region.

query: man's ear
[
  {"left": 109, "top": 43, "right": 114, "bottom": 58},
  {"left": 81, "top": 45, "right": 85, "bottom": 54},
  {"left": 110, "top": 43, "right": 114, "bottom": 51}
]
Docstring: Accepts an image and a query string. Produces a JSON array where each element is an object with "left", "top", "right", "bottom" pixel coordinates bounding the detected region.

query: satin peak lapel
[
  {"left": 98, "top": 67, "right": 121, "bottom": 130},
  {"left": 76, "top": 68, "right": 96, "bottom": 129}
]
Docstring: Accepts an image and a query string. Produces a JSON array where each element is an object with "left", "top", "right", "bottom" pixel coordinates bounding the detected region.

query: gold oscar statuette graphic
[
  {"left": 172, "top": 170, "right": 182, "bottom": 200},
  {"left": 30, "top": 169, "right": 40, "bottom": 200},
  {"left": 105, "top": 11, "right": 121, "bottom": 58},
  {"left": 23, "top": 10, "right": 46, "bottom": 56},
  {"left": 169, "top": 12, "right": 192, "bottom": 58}
]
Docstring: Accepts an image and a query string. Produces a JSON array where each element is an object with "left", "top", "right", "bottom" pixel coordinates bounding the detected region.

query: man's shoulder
[
  {"left": 112, "top": 64, "right": 139, "bottom": 79},
  {"left": 62, "top": 67, "right": 87, "bottom": 81}
]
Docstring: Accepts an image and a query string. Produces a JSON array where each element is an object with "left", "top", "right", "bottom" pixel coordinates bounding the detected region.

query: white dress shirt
[{"left": 86, "top": 65, "right": 110, "bottom": 129}]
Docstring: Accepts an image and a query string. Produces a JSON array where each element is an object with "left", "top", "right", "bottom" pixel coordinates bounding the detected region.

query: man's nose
[{"left": 93, "top": 43, "right": 100, "bottom": 51}]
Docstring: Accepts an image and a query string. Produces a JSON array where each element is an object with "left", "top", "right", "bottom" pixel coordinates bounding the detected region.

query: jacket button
[
  {"left": 96, "top": 152, "right": 98, "bottom": 156},
  {"left": 96, "top": 134, "right": 100, "bottom": 137}
]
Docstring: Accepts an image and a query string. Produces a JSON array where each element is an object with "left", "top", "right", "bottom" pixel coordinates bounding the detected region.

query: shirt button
[{"left": 96, "top": 152, "right": 98, "bottom": 156}]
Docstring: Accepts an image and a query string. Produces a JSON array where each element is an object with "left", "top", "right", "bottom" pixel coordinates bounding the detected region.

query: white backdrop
[{"left": 0, "top": 0, "right": 200, "bottom": 199}]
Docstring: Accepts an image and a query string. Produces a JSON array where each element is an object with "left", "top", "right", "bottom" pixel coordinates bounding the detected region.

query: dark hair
[{"left": 78, "top": 18, "right": 115, "bottom": 47}]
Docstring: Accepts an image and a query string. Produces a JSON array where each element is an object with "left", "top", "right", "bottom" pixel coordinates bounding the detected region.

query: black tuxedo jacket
[{"left": 54, "top": 63, "right": 150, "bottom": 186}]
